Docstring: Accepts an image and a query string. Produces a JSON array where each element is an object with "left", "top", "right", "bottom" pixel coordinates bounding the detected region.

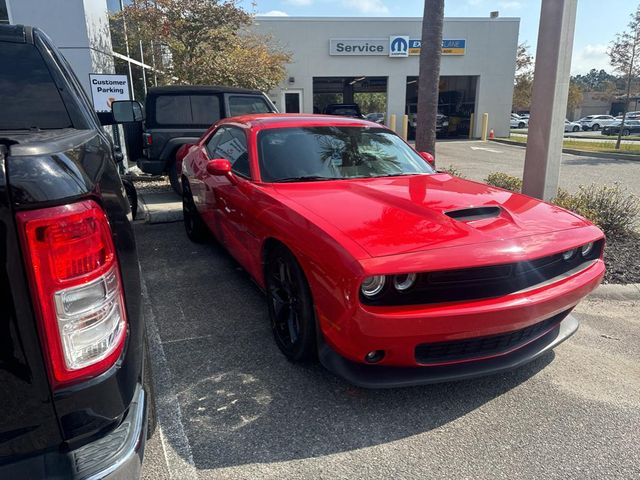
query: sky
[{"left": 241, "top": 0, "right": 639, "bottom": 75}]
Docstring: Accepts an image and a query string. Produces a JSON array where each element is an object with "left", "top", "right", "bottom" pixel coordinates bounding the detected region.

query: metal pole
[
  {"left": 522, "top": 0, "right": 578, "bottom": 200},
  {"left": 150, "top": 40, "right": 158, "bottom": 86},
  {"left": 119, "top": 0, "right": 135, "bottom": 100},
  {"left": 139, "top": 40, "right": 147, "bottom": 95}
]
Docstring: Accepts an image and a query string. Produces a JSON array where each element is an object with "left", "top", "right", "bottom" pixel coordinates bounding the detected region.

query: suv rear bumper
[{"left": 0, "top": 384, "right": 147, "bottom": 479}]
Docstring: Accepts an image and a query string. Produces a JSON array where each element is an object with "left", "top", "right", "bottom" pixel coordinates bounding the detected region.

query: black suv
[
  {"left": 0, "top": 25, "right": 152, "bottom": 478},
  {"left": 137, "top": 85, "right": 277, "bottom": 194}
]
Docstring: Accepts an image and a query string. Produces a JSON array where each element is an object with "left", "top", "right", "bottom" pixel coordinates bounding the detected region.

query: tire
[
  {"left": 265, "top": 245, "right": 317, "bottom": 362},
  {"left": 592, "top": 123, "right": 600, "bottom": 131},
  {"left": 623, "top": 129, "right": 630, "bottom": 136},
  {"left": 168, "top": 159, "right": 183, "bottom": 197},
  {"left": 573, "top": 125, "right": 580, "bottom": 132},
  {"left": 182, "top": 180, "right": 209, "bottom": 243},
  {"left": 122, "top": 178, "right": 138, "bottom": 220},
  {"left": 518, "top": 122, "right": 525, "bottom": 129}
]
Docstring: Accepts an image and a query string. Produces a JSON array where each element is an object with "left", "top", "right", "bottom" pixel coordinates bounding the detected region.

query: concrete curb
[
  {"left": 588, "top": 283, "right": 640, "bottom": 301},
  {"left": 138, "top": 192, "right": 183, "bottom": 224},
  {"left": 490, "top": 138, "right": 640, "bottom": 161}
]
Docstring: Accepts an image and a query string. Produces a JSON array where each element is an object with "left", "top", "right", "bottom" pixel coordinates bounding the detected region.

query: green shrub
[
  {"left": 440, "top": 165, "right": 466, "bottom": 178},
  {"left": 552, "top": 183, "right": 639, "bottom": 237},
  {"left": 484, "top": 172, "right": 522, "bottom": 192}
]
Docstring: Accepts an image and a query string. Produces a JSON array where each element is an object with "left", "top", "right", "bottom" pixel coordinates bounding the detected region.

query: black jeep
[{"left": 136, "top": 85, "right": 277, "bottom": 194}]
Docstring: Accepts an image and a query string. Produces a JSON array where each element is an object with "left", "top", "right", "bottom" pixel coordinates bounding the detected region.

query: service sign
[
  {"left": 89, "top": 74, "right": 131, "bottom": 113},
  {"left": 329, "top": 38, "right": 387, "bottom": 56}
]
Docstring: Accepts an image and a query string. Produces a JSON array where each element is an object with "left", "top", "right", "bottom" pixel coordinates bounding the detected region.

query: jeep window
[
  {"left": 155, "top": 94, "right": 221, "bottom": 126},
  {"left": 0, "top": 42, "right": 72, "bottom": 129},
  {"left": 228, "top": 96, "right": 272, "bottom": 116}
]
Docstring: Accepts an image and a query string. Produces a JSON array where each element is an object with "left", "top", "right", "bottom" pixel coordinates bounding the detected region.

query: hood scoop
[{"left": 445, "top": 206, "right": 502, "bottom": 222}]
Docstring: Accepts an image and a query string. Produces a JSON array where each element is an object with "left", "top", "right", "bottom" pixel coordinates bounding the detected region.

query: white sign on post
[{"left": 89, "top": 74, "right": 131, "bottom": 113}]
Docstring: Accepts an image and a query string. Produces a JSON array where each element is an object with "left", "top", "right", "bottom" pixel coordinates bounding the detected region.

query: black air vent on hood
[{"left": 445, "top": 206, "right": 502, "bottom": 222}]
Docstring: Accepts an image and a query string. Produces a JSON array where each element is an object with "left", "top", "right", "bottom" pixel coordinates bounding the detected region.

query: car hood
[{"left": 273, "top": 174, "right": 589, "bottom": 258}]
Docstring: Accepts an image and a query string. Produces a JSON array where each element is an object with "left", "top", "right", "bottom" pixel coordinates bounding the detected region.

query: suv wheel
[
  {"left": 592, "top": 123, "right": 600, "bottom": 131},
  {"left": 169, "top": 159, "right": 183, "bottom": 196},
  {"left": 623, "top": 129, "right": 631, "bottom": 136}
]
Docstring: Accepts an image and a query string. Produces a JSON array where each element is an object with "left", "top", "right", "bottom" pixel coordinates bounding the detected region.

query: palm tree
[{"left": 415, "top": 0, "right": 445, "bottom": 156}]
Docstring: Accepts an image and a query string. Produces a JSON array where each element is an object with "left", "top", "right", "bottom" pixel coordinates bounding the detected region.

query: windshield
[{"left": 258, "top": 126, "right": 435, "bottom": 182}]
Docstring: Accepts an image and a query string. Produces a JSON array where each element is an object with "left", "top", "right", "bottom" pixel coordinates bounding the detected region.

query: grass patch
[{"left": 505, "top": 134, "right": 640, "bottom": 154}]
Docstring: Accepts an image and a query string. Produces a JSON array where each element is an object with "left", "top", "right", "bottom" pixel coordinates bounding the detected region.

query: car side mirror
[
  {"left": 206, "top": 158, "right": 232, "bottom": 176},
  {"left": 419, "top": 151, "right": 436, "bottom": 167},
  {"left": 112, "top": 100, "right": 144, "bottom": 123}
]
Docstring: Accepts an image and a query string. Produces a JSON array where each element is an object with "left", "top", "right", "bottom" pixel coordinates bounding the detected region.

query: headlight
[
  {"left": 361, "top": 276, "right": 386, "bottom": 297},
  {"left": 562, "top": 249, "right": 577, "bottom": 261},
  {"left": 393, "top": 273, "right": 417, "bottom": 291},
  {"left": 581, "top": 242, "right": 594, "bottom": 257}
]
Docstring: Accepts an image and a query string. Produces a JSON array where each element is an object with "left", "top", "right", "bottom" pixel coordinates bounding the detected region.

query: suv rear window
[
  {"left": 0, "top": 42, "right": 72, "bottom": 130},
  {"left": 228, "top": 95, "right": 272, "bottom": 116},
  {"left": 155, "top": 94, "right": 221, "bottom": 126}
]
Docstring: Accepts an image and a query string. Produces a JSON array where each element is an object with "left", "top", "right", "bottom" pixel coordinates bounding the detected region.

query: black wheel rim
[{"left": 268, "top": 257, "right": 301, "bottom": 348}]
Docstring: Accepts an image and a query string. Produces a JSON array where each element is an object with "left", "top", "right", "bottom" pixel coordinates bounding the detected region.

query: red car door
[{"left": 204, "top": 126, "right": 259, "bottom": 273}]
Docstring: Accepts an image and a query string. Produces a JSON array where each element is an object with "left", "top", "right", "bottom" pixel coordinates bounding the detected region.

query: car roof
[
  {"left": 147, "top": 85, "right": 264, "bottom": 95},
  {"left": 221, "top": 113, "right": 384, "bottom": 130}
]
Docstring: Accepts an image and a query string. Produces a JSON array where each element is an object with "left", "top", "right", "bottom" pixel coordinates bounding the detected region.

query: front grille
[
  {"left": 414, "top": 310, "right": 570, "bottom": 365},
  {"left": 361, "top": 239, "right": 603, "bottom": 306}
]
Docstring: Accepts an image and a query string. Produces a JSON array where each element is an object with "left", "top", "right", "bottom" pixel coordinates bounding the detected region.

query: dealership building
[
  {"left": 0, "top": 1, "right": 519, "bottom": 138},
  {"left": 255, "top": 16, "right": 520, "bottom": 137}
]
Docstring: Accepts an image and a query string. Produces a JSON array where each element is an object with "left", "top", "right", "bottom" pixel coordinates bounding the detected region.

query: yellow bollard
[
  {"left": 469, "top": 113, "right": 475, "bottom": 139},
  {"left": 389, "top": 114, "right": 397, "bottom": 132},
  {"left": 401, "top": 115, "right": 409, "bottom": 140},
  {"left": 481, "top": 112, "right": 489, "bottom": 141}
]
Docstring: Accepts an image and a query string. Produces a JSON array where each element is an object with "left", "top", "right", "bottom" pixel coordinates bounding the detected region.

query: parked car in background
[
  {"left": 577, "top": 114, "right": 616, "bottom": 131},
  {"left": 366, "top": 112, "right": 385, "bottom": 124},
  {"left": 180, "top": 113, "right": 604, "bottom": 388},
  {"left": 406, "top": 105, "right": 449, "bottom": 136},
  {"left": 565, "top": 119, "right": 581, "bottom": 132},
  {"left": 0, "top": 24, "right": 152, "bottom": 478},
  {"left": 602, "top": 120, "right": 640, "bottom": 136},
  {"left": 517, "top": 113, "right": 530, "bottom": 120},
  {"left": 323, "top": 103, "right": 365, "bottom": 118},
  {"left": 510, "top": 113, "right": 528, "bottom": 129},
  {"left": 137, "top": 85, "right": 277, "bottom": 194}
]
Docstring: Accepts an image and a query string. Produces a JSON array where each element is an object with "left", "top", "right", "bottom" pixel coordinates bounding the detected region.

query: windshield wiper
[{"left": 275, "top": 176, "right": 340, "bottom": 183}]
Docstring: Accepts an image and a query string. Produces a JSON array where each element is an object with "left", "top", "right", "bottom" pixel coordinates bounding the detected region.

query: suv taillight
[
  {"left": 143, "top": 133, "right": 152, "bottom": 146},
  {"left": 17, "top": 200, "right": 127, "bottom": 388}
]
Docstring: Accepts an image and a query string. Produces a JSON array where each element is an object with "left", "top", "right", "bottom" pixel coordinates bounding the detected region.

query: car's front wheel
[
  {"left": 265, "top": 245, "right": 317, "bottom": 362},
  {"left": 623, "top": 129, "right": 631, "bottom": 136},
  {"left": 182, "top": 180, "right": 209, "bottom": 243},
  {"left": 592, "top": 123, "right": 600, "bottom": 131},
  {"left": 573, "top": 125, "right": 580, "bottom": 132},
  {"left": 518, "top": 122, "right": 526, "bottom": 129}
]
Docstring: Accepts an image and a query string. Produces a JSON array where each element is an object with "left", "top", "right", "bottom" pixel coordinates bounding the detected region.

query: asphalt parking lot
[
  {"left": 139, "top": 219, "right": 640, "bottom": 479},
  {"left": 435, "top": 140, "right": 640, "bottom": 196}
]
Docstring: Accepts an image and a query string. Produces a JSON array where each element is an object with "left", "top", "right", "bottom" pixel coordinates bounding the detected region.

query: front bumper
[
  {"left": 0, "top": 384, "right": 147, "bottom": 479},
  {"left": 319, "top": 314, "right": 579, "bottom": 388}
]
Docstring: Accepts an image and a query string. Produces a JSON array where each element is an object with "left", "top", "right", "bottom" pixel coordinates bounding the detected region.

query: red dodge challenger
[{"left": 180, "top": 114, "right": 605, "bottom": 388}]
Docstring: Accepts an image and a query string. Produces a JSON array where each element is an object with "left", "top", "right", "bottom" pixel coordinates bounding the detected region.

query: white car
[
  {"left": 564, "top": 119, "right": 581, "bottom": 132},
  {"left": 577, "top": 115, "right": 616, "bottom": 131},
  {"left": 510, "top": 113, "right": 528, "bottom": 129}
]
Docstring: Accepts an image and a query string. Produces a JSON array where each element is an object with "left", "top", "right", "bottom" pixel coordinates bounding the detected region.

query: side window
[
  {"left": 228, "top": 95, "right": 272, "bottom": 116},
  {"left": 205, "top": 128, "right": 228, "bottom": 157},
  {"left": 214, "top": 127, "right": 250, "bottom": 178}
]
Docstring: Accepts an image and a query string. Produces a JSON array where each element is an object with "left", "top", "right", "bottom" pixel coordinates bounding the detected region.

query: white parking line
[{"left": 142, "top": 278, "right": 198, "bottom": 480}]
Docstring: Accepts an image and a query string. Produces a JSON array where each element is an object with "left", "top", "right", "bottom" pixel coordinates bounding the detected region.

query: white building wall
[
  {"left": 7, "top": 0, "right": 114, "bottom": 95},
  {"left": 254, "top": 17, "right": 519, "bottom": 138}
]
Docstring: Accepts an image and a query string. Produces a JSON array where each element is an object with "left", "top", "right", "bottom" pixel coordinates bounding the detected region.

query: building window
[{"left": 0, "top": 0, "right": 10, "bottom": 24}]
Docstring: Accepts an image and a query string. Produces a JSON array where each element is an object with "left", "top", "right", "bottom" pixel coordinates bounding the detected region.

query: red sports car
[{"left": 180, "top": 114, "right": 605, "bottom": 388}]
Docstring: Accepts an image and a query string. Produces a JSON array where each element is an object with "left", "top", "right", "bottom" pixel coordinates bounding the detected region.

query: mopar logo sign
[{"left": 389, "top": 36, "right": 409, "bottom": 57}]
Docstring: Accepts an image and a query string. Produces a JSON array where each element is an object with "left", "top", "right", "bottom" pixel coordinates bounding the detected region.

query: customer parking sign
[{"left": 89, "top": 74, "right": 131, "bottom": 113}]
